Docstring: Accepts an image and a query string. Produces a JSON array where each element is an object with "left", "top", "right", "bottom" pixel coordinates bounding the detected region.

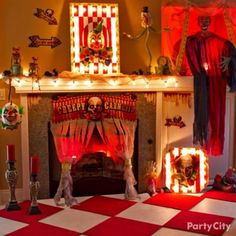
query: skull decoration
[
  {"left": 141, "top": 6, "right": 152, "bottom": 28},
  {"left": 87, "top": 97, "right": 103, "bottom": 120},
  {"left": 178, "top": 154, "right": 194, "bottom": 179},
  {"left": 174, "top": 154, "right": 195, "bottom": 187},
  {"left": 0, "top": 102, "right": 23, "bottom": 130},
  {"left": 198, "top": 15, "right": 211, "bottom": 32}
]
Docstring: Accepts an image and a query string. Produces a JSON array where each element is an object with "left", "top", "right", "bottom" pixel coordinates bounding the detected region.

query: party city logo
[{"left": 187, "top": 222, "right": 231, "bottom": 232}]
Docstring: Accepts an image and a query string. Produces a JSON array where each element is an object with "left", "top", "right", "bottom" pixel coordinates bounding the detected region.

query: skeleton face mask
[
  {"left": 198, "top": 16, "right": 211, "bottom": 32},
  {"left": 87, "top": 97, "right": 103, "bottom": 120}
]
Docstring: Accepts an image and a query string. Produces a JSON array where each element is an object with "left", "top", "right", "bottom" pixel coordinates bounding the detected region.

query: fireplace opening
[
  {"left": 48, "top": 122, "right": 138, "bottom": 197},
  {"left": 71, "top": 151, "right": 125, "bottom": 196}
]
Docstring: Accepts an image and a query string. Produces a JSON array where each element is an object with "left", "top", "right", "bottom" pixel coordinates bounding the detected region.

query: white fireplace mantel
[
  {"left": 5, "top": 74, "right": 194, "bottom": 93},
  {"left": 13, "top": 74, "right": 193, "bottom": 200}
]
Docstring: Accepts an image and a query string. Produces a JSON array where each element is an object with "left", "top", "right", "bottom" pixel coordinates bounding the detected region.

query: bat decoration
[{"left": 165, "top": 115, "right": 186, "bottom": 128}]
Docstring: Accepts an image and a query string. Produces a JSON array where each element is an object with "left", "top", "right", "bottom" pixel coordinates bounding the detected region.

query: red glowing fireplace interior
[
  {"left": 71, "top": 126, "right": 124, "bottom": 176},
  {"left": 48, "top": 124, "right": 138, "bottom": 196}
]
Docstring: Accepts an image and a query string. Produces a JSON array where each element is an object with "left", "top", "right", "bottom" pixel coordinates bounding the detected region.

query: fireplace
[
  {"left": 26, "top": 93, "right": 156, "bottom": 199},
  {"left": 48, "top": 122, "right": 138, "bottom": 197},
  {"left": 8, "top": 77, "right": 234, "bottom": 202}
]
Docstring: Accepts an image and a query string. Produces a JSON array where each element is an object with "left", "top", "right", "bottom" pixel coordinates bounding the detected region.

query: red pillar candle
[
  {"left": 6, "top": 144, "right": 15, "bottom": 161},
  {"left": 31, "top": 156, "right": 40, "bottom": 175}
]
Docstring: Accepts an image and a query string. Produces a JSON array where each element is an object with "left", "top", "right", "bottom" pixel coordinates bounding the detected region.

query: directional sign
[{"left": 29, "top": 35, "right": 61, "bottom": 48}]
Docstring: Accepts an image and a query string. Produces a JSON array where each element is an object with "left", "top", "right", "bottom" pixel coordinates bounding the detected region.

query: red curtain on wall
[{"left": 161, "top": 2, "right": 236, "bottom": 75}]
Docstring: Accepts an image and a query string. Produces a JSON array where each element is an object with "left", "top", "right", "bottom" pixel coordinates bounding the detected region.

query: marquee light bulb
[
  {"left": 53, "top": 79, "right": 58, "bottom": 86},
  {"left": 23, "top": 70, "right": 29, "bottom": 76},
  {"left": 131, "top": 79, "right": 136, "bottom": 85},
  {"left": 72, "top": 80, "right": 78, "bottom": 85},
  {"left": 16, "top": 78, "right": 23, "bottom": 87},
  {"left": 110, "top": 79, "right": 118, "bottom": 86},
  {"left": 164, "top": 80, "right": 168, "bottom": 87},
  {"left": 145, "top": 80, "right": 150, "bottom": 88},
  {"left": 84, "top": 79, "right": 93, "bottom": 87},
  {"left": 33, "top": 81, "right": 40, "bottom": 89}
]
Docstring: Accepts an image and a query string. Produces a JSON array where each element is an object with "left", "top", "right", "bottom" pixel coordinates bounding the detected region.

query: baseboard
[{"left": 0, "top": 188, "right": 24, "bottom": 205}]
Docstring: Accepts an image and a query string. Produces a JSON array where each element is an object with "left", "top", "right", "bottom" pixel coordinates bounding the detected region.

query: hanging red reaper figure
[{"left": 186, "top": 16, "right": 236, "bottom": 156}]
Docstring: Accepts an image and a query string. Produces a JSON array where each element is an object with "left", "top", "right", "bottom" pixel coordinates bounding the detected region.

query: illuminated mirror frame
[
  {"left": 164, "top": 147, "right": 209, "bottom": 193},
  {"left": 70, "top": 2, "right": 120, "bottom": 74}
]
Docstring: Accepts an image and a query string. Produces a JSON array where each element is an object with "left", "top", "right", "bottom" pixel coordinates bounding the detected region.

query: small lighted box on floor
[{"left": 164, "top": 147, "right": 209, "bottom": 193}]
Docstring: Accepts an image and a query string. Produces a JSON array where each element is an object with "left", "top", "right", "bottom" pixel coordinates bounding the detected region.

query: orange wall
[
  {"left": 0, "top": 0, "right": 161, "bottom": 75},
  {"left": 0, "top": 0, "right": 161, "bottom": 190}
]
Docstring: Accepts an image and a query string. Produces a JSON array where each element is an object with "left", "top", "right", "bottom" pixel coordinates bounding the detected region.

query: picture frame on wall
[{"left": 70, "top": 3, "right": 120, "bottom": 75}]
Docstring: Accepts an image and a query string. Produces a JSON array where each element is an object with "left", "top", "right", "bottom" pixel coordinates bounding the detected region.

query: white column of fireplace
[{"left": 20, "top": 94, "right": 30, "bottom": 200}]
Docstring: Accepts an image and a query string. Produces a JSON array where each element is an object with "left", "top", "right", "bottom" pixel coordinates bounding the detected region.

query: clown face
[
  {"left": 178, "top": 154, "right": 194, "bottom": 179},
  {"left": 1, "top": 102, "right": 20, "bottom": 126},
  {"left": 88, "top": 31, "right": 105, "bottom": 52}
]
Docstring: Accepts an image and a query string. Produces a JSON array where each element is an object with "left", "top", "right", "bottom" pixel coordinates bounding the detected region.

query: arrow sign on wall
[{"left": 29, "top": 35, "right": 61, "bottom": 48}]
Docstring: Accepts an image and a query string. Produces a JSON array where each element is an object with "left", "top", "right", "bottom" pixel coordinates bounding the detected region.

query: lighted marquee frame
[
  {"left": 164, "top": 147, "right": 209, "bottom": 193},
  {"left": 70, "top": 2, "right": 120, "bottom": 74}
]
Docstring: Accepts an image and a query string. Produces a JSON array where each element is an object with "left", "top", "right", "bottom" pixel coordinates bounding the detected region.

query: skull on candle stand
[
  {"left": 0, "top": 102, "right": 23, "bottom": 130},
  {"left": 86, "top": 96, "right": 103, "bottom": 120}
]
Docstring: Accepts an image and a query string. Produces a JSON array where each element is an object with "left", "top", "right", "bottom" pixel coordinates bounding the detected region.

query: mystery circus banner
[{"left": 52, "top": 94, "right": 137, "bottom": 122}]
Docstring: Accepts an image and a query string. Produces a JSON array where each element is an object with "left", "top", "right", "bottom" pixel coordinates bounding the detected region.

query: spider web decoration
[{"left": 70, "top": 3, "right": 120, "bottom": 74}]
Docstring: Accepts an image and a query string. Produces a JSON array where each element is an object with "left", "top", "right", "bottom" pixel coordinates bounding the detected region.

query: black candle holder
[
  {"left": 28, "top": 174, "right": 41, "bottom": 215},
  {"left": 5, "top": 161, "right": 21, "bottom": 211}
]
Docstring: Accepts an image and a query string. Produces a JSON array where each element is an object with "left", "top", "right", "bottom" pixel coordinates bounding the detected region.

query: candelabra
[
  {"left": 5, "top": 161, "right": 21, "bottom": 211},
  {"left": 28, "top": 174, "right": 41, "bottom": 215}
]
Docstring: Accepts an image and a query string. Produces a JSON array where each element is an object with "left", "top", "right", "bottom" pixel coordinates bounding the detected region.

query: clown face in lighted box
[{"left": 80, "top": 20, "right": 113, "bottom": 66}]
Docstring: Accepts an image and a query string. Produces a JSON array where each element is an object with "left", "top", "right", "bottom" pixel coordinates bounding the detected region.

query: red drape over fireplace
[{"left": 51, "top": 94, "right": 139, "bottom": 200}]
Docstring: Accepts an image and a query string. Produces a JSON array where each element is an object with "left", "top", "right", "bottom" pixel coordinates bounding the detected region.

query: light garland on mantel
[{"left": 0, "top": 71, "right": 193, "bottom": 94}]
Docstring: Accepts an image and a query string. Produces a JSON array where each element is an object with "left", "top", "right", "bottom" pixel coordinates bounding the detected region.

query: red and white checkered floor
[{"left": 0, "top": 190, "right": 236, "bottom": 236}]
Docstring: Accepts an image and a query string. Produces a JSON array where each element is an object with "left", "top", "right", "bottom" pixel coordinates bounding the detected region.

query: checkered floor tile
[{"left": 0, "top": 191, "right": 236, "bottom": 235}]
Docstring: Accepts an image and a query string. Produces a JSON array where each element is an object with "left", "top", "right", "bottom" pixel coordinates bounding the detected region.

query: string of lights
[{"left": 0, "top": 72, "right": 193, "bottom": 93}]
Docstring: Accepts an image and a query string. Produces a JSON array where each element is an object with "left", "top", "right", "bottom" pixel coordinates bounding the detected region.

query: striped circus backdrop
[{"left": 70, "top": 3, "right": 120, "bottom": 74}]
